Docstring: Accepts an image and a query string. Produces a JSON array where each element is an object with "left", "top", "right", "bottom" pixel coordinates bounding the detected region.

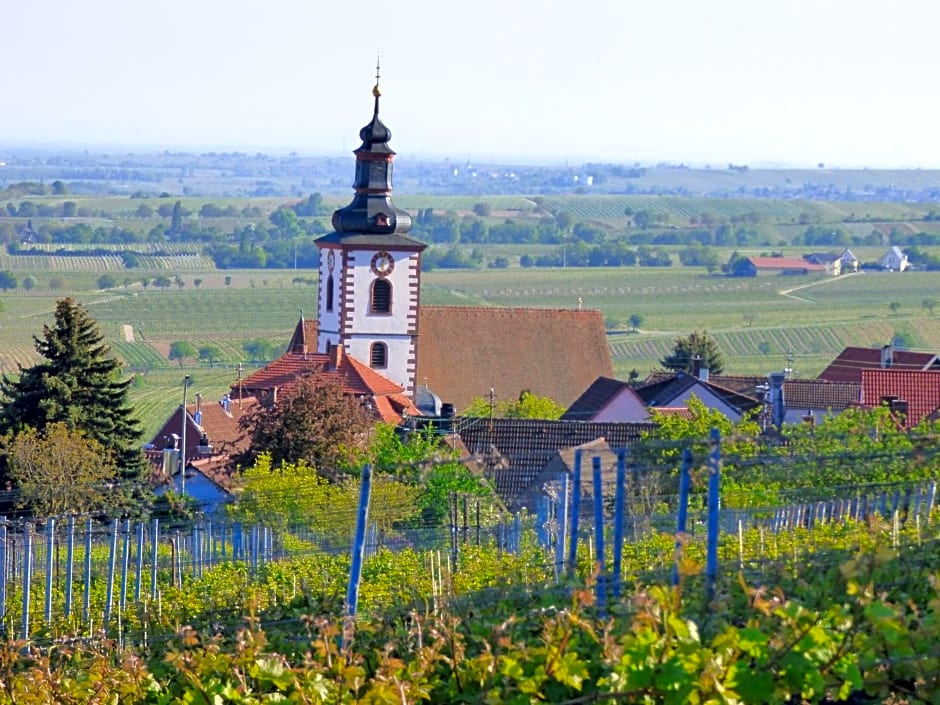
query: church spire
[{"left": 330, "top": 61, "right": 412, "bottom": 236}]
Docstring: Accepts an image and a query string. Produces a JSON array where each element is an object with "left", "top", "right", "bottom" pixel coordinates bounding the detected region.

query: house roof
[
  {"left": 783, "top": 379, "right": 860, "bottom": 411},
  {"left": 286, "top": 317, "right": 318, "bottom": 354},
  {"left": 860, "top": 369, "right": 940, "bottom": 427},
  {"left": 805, "top": 252, "right": 840, "bottom": 264},
  {"left": 146, "top": 396, "right": 256, "bottom": 490},
  {"left": 674, "top": 374, "right": 860, "bottom": 414},
  {"left": 512, "top": 438, "right": 621, "bottom": 512},
  {"left": 456, "top": 417, "right": 653, "bottom": 504},
  {"left": 561, "top": 376, "right": 641, "bottom": 421},
  {"left": 635, "top": 372, "right": 762, "bottom": 414},
  {"left": 817, "top": 346, "right": 939, "bottom": 383},
  {"left": 237, "top": 344, "right": 420, "bottom": 424},
  {"left": 240, "top": 349, "right": 405, "bottom": 398},
  {"left": 745, "top": 257, "right": 826, "bottom": 271},
  {"left": 417, "top": 306, "right": 614, "bottom": 412}
]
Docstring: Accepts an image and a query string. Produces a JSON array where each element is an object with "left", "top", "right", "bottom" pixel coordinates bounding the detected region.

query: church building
[{"left": 314, "top": 77, "right": 426, "bottom": 398}]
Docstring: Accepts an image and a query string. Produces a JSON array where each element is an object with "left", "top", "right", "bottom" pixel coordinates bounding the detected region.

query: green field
[{"left": 1, "top": 256, "right": 939, "bottom": 440}]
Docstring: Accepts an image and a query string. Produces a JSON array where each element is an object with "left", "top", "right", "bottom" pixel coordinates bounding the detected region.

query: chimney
[
  {"left": 881, "top": 343, "right": 894, "bottom": 369},
  {"left": 691, "top": 355, "right": 702, "bottom": 379},
  {"left": 329, "top": 343, "right": 344, "bottom": 370},
  {"left": 194, "top": 393, "right": 203, "bottom": 425},
  {"left": 440, "top": 402, "right": 455, "bottom": 433}
]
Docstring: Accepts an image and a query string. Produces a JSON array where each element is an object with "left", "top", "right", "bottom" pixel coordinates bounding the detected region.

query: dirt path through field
[{"left": 778, "top": 272, "right": 860, "bottom": 303}]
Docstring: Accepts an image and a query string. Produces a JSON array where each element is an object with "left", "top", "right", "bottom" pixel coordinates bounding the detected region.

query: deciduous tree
[
  {"left": 4, "top": 423, "right": 117, "bottom": 517},
  {"left": 236, "top": 373, "right": 372, "bottom": 479},
  {"left": 168, "top": 341, "right": 197, "bottom": 367}
]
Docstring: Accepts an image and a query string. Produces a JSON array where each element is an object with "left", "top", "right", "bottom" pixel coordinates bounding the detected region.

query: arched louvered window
[
  {"left": 371, "top": 278, "right": 391, "bottom": 314},
  {"left": 371, "top": 342, "right": 388, "bottom": 368},
  {"left": 326, "top": 274, "right": 334, "bottom": 312}
]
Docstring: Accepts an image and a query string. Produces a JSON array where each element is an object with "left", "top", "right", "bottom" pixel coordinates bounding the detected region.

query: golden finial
[{"left": 373, "top": 54, "right": 382, "bottom": 97}]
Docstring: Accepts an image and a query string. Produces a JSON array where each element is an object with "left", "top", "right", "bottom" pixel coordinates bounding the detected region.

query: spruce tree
[
  {"left": 0, "top": 298, "right": 146, "bottom": 484},
  {"left": 660, "top": 330, "right": 726, "bottom": 376}
]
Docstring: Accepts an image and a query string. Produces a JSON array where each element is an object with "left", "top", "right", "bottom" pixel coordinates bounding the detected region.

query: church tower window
[
  {"left": 371, "top": 278, "right": 391, "bottom": 313},
  {"left": 326, "top": 274, "right": 334, "bottom": 312},
  {"left": 370, "top": 342, "right": 388, "bottom": 368}
]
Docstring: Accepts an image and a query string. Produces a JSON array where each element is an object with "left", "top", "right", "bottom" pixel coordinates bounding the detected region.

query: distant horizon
[{"left": 2, "top": 140, "right": 937, "bottom": 172}]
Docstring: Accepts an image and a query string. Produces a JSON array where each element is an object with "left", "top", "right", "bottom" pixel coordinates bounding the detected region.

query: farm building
[{"left": 732, "top": 256, "right": 827, "bottom": 277}]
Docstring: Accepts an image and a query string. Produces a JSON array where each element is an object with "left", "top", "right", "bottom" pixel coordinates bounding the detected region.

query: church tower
[{"left": 315, "top": 67, "right": 426, "bottom": 398}]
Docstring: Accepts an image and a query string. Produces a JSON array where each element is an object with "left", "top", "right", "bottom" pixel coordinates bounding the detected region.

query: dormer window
[{"left": 371, "top": 278, "right": 391, "bottom": 314}]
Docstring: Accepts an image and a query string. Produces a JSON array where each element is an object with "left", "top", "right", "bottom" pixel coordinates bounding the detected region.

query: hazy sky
[{"left": 2, "top": 0, "right": 937, "bottom": 167}]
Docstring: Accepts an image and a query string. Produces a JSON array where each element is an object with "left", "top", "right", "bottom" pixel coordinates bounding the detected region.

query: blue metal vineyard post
[
  {"left": 64, "top": 517, "right": 75, "bottom": 619},
  {"left": 135, "top": 522, "right": 144, "bottom": 603},
  {"left": 44, "top": 518, "right": 54, "bottom": 626},
  {"left": 0, "top": 520, "right": 7, "bottom": 636},
  {"left": 705, "top": 428, "right": 721, "bottom": 602},
  {"left": 612, "top": 450, "right": 626, "bottom": 600},
  {"left": 592, "top": 456, "right": 606, "bottom": 613},
  {"left": 120, "top": 519, "right": 130, "bottom": 612},
  {"left": 150, "top": 518, "right": 159, "bottom": 602},
  {"left": 104, "top": 518, "right": 118, "bottom": 630},
  {"left": 21, "top": 523, "right": 32, "bottom": 641},
  {"left": 555, "top": 472, "right": 568, "bottom": 582},
  {"left": 673, "top": 448, "right": 693, "bottom": 586},
  {"left": 83, "top": 519, "right": 92, "bottom": 625},
  {"left": 343, "top": 464, "right": 372, "bottom": 650},
  {"left": 566, "top": 449, "right": 582, "bottom": 579}
]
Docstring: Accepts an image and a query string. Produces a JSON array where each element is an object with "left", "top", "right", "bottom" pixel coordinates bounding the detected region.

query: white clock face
[{"left": 371, "top": 251, "right": 394, "bottom": 277}]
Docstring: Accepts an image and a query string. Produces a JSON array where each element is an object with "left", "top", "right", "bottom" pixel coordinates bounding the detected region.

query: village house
[
  {"left": 880, "top": 246, "right": 909, "bottom": 272},
  {"left": 817, "top": 344, "right": 940, "bottom": 384}
]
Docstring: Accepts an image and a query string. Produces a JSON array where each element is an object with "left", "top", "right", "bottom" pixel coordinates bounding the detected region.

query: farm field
[{"left": 1, "top": 259, "right": 940, "bottom": 437}]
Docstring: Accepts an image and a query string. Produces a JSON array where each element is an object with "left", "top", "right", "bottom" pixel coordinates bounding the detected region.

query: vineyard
[{"left": 0, "top": 425, "right": 939, "bottom": 701}]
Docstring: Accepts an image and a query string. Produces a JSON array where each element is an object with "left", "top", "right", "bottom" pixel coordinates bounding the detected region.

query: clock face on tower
[
  {"left": 371, "top": 251, "right": 395, "bottom": 277},
  {"left": 327, "top": 250, "right": 335, "bottom": 272}
]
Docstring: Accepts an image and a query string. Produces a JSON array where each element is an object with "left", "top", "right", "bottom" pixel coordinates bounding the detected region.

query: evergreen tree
[
  {"left": 660, "top": 330, "right": 725, "bottom": 375},
  {"left": 0, "top": 298, "right": 146, "bottom": 484}
]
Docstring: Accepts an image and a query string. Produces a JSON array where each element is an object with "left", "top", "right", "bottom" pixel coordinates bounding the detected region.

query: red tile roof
[
  {"left": 240, "top": 348, "right": 405, "bottom": 398},
  {"left": 417, "top": 306, "right": 614, "bottom": 412},
  {"left": 818, "top": 346, "right": 940, "bottom": 383},
  {"left": 783, "top": 379, "right": 860, "bottom": 411},
  {"left": 146, "top": 396, "right": 256, "bottom": 489},
  {"left": 860, "top": 369, "right": 940, "bottom": 427},
  {"left": 746, "top": 257, "right": 827, "bottom": 271}
]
